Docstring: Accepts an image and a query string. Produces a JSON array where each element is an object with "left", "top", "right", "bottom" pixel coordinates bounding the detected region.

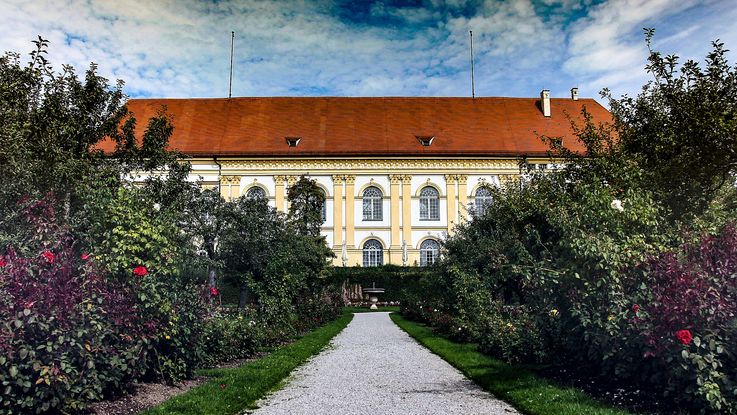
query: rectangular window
[
  {"left": 363, "top": 198, "right": 382, "bottom": 221},
  {"left": 420, "top": 199, "right": 439, "bottom": 220}
]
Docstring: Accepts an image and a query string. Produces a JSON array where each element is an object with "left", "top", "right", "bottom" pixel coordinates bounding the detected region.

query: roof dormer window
[
  {"left": 285, "top": 136, "right": 301, "bottom": 147},
  {"left": 416, "top": 135, "right": 434, "bottom": 146}
]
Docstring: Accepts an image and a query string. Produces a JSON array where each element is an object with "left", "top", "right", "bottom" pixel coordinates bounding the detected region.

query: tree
[
  {"left": 0, "top": 38, "right": 175, "bottom": 244},
  {"left": 606, "top": 29, "right": 737, "bottom": 221},
  {"left": 182, "top": 188, "right": 229, "bottom": 291},
  {"left": 220, "top": 196, "right": 287, "bottom": 308},
  {"left": 140, "top": 164, "right": 229, "bottom": 293},
  {"left": 287, "top": 176, "right": 325, "bottom": 237}
]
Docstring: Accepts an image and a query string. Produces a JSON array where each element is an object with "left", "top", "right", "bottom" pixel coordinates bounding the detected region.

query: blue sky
[{"left": 1, "top": 0, "right": 735, "bottom": 100}]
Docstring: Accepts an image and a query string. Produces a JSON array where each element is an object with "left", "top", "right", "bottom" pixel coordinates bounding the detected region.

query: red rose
[
  {"left": 41, "top": 251, "right": 55, "bottom": 263},
  {"left": 0, "top": 258, "right": 6, "bottom": 267},
  {"left": 81, "top": 253, "right": 90, "bottom": 260},
  {"left": 133, "top": 266, "right": 148, "bottom": 277},
  {"left": 210, "top": 287, "right": 220, "bottom": 297},
  {"left": 632, "top": 304, "right": 640, "bottom": 313},
  {"left": 676, "top": 329, "right": 693, "bottom": 345}
]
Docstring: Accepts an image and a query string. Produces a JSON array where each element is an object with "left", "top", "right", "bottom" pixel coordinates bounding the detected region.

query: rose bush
[{"left": 0, "top": 200, "right": 150, "bottom": 414}]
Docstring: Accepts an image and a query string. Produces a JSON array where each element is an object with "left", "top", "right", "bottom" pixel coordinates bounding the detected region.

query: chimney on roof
[
  {"left": 540, "top": 89, "right": 551, "bottom": 117},
  {"left": 571, "top": 87, "right": 579, "bottom": 101}
]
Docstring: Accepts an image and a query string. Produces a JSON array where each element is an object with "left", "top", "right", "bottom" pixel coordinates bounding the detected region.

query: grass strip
[
  {"left": 390, "top": 313, "right": 632, "bottom": 415},
  {"left": 141, "top": 313, "right": 353, "bottom": 415}
]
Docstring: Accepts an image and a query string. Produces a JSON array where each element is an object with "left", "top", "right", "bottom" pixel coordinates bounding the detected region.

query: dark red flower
[
  {"left": 632, "top": 304, "right": 640, "bottom": 313},
  {"left": 676, "top": 329, "right": 693, "bottom": 345},
  {"left": 133, "top": 266, "right": 148, "bottom": 277},
  {"left": 210, "top": 287, "right": 220, "bottom": 297},
  {"left": 0, "top": 257, "right": 6, "bottom": 267},
  {"left": 81, "top": 253, "right": 90, "bottom": 260},
  {"left": 41, "top": 251, "right": 55, "bottom": 263},
  {"left": 219, "top": 383, "right": 226, "bottom": 389}
]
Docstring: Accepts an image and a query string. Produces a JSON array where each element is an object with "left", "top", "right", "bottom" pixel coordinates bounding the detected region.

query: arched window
[
  {"left": 420, "top": 239, "right": 440, "bottom": 266},
  {"left": 318, "top": 189, "right": 327, "bottom": 222},
  {"left": 246, "top": 186, "right": 266, "bottom": 200},
  {"left": 419, "top": 186, "right": 439, "bottom": 220},
  {"left": 362, "top": 186, "right": 383, "bottom": 221},
  {"left": 474, "top": 186, "right": 493, "bottom": 217},
  {"left": 362, "top": 239, "right": 383, "bottom": 267}
]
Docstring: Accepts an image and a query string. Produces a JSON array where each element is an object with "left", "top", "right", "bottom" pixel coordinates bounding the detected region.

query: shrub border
[
  {"left": 391, "top": 313, "right": 632, "bottom": 415},
  {"left": 141, "top": 313, "right": 353, "bottom": 415}
]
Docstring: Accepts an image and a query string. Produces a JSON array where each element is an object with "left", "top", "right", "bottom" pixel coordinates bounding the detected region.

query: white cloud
[
  {"left": 0, "top": 0, "right": 734, "bottom": 99},
  {"left": 563, "top": 0, "right": 706, "bottom": 96}
]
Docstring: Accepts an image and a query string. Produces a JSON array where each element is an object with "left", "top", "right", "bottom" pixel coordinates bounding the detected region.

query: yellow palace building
[{"left": 124, "top": 90, "right": 609, "bottom": 267}]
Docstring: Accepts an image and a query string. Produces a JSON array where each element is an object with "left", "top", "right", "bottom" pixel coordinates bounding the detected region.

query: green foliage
[
  {"left": 199, "top": 310, "right": 264, "bottom": 368},
  {"left": 401, "top": 30, "right": 737, "bottom": 415},
  {"left": 142, "top": 313, "right": 353, "bottom": 415},
  {"left": 392, "top": 314, "right": 632, "bottom": 415},
  {"left": 287, "top": 176, "right": 326, "bottom": 237},
  {"left": 0, "top": 201, "right": 148, "bottom": 414},
  {"left": 0, "top": 39, "right": 345, "bottom": 414},
  {"left": 0, "top": 38, "right": 175, "bottom": 245},
  {"left": 607, "top": 30, "right": 737, "bottom": 221},
  {"left": 329, "top": 265, "right": 429, "bottom": 302},
  {"left": 83, "top": 186, "right": 181, "bottom": 281}
]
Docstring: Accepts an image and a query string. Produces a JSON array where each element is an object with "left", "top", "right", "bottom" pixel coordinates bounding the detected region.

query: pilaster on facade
[
  {"left": 445, "top": 174, "right": 458, "bottom": 234},
  {"left": 457, "top": 174, "right": 469, "bottom": 221},
  {"left": 332, "top": 175, "right": 345, "bottom": 249},
  {"left": 400, "top": 174, "right": 412, "bottom": 249},
  {"left": 344, "top": 175, "right": 356, "bottom": 247},
  {"left": 273, "top": 175, "right": 288, "bottom": 211},
  {"left": 219, "top": 175, "right": 241, "bottom": 201},
  {"left": 388, "top": 174, "right": 402, "bottom": 250}
]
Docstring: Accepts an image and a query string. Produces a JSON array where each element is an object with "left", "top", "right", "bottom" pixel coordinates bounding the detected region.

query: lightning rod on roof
[
  {"left": 228, "top": 31, "right": 235, "bottom": 99},
  {"left": 470, "top": 30, "right": 475, "bottom": 99}
]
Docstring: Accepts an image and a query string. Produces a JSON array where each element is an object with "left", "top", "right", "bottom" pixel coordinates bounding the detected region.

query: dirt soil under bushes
[
  {"left": 86, "top": 351, "right": 271, "bottom": 414},
  {"left": 87, "top": 377, "right": 207, "bottom": 415}
]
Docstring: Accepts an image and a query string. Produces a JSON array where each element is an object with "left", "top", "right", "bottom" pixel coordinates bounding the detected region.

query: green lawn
[
  {"left": 141, "top": 313, "right": 353, "bottom": 415},
  {"left": 391, "top": 314, "right": 633, "bottom": 415}
]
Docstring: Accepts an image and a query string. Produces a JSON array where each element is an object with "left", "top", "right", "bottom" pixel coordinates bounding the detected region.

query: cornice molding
[{"left": 219, "top": 158, "right": 521, "bottom": 171}]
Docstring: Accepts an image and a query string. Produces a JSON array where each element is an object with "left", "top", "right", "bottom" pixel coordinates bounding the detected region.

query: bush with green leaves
[
  {"left": 401, "top": 32, "right": 737, "bottom": 414},
  {"left": 0, "top": 199, "right": 149, "bottom": 414},
  {"left": 78, "top": 184, "right": 207, "bottom": 383},
  {"left": 199, "top": 308, "right": 265, "bottom": 367}
]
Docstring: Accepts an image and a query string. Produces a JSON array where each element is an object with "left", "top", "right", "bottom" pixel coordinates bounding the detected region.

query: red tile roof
[{"left": 107, "top": 97, "right": 611, "bottom": 157}]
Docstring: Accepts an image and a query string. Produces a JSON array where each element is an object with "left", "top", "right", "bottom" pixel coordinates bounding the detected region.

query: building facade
[{"left": 120, "top": 91, "right": 610, "bottom": 266}]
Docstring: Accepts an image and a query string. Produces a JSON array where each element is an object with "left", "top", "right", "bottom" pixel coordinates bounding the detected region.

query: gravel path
[{"left": 250, "top": 312, "right": 519, "bottom": 415}]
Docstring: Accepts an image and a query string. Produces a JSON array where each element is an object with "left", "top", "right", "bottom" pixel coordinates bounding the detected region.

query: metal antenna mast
[
  {"left": 228, "top": 31, "right": 235, "bottom": 99},
  {"left": 470, "top": 30, "right": 475, "bottom": 99}
]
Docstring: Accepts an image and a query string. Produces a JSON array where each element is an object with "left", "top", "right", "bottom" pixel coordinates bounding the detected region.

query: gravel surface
[{"left": 250, "top": 312, "right": 519, "bottom": 415}]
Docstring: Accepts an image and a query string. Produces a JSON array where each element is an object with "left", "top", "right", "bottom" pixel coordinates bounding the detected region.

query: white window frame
[
  {"left": 419, "top": 186, "right": 439, "bottom": 221},
  {"left": 362, "top": 187, "right": 383, "bottom": 221},
  {"left": 474, "top": 186, "right": 492, "bottom": 217},
  {"left": 419, "top": 239, "right": 440, "bottom": 266},
  {"left": 362, "top": 239, "right": 383, "bottom": 267},
  {"left": 246, "top": 187, "right": 266, "bottom": 200}
]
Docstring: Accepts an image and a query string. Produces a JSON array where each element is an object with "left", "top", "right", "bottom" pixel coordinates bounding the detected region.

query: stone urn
[{"left": 362, "top": 282, "right": 385, "bottom": 310}]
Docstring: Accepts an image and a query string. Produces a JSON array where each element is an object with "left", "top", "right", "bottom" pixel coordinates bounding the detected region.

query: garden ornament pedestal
[{"left": 362, "top": 282, "right": 385, "bottom": 310}]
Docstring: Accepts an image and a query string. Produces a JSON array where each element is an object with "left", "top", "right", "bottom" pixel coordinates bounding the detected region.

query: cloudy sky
[{"left": 1, "top": 0, "right": 735, "bottom": 100}]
